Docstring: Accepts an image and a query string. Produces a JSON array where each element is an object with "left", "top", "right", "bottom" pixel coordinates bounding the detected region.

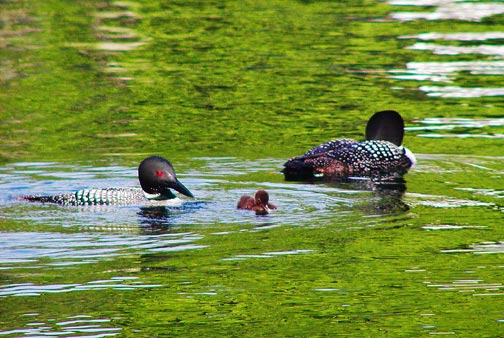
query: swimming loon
[
  {"left": 282, "top": 110, "right": 416, "bottom": 181},
  {"left": 22, "top": 156, "right": 194, "bottom": 206},
  {"left": 237, "top": 189, "right": 277, "bottom": 215}
]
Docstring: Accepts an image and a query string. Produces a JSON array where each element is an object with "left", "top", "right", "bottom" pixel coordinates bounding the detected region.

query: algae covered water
[{"left": 1, "top": 1, "right": 504, "bottom": 336}]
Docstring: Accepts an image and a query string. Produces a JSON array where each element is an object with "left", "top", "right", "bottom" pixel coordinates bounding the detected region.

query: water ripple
[
  {"left": 389, "top": 1, "right": 504, "bottom": 99},
  {"left": 400, "top": 32, "right": 504, "bottom": 41},
  {"left": 0, "top": 231, "right": 204, "bottom": 269},
  {"left": 455, "top": 187, "right": 504, "bottom": 198},
  {"left": 425, "top": 279, "right": 504, "bottom": 297},
  {"left": 442, "top": 241, "right": 504, "bottom": 255},
  {"left": 0, "top": 314, "right": 121, "bottom": 337},
  {"left": 407, "top": 43, "right": 504, "bottom": 56},
  {"left": 408, "top": 193, "right": 493, "bottom": 208},
  {"left": 222, "top": 249, "right": 316, "bottom": 261},
  {"left": 389, "top": 1, "right": 504, "bottom": 22},
  {"left": 409, "top": 117, "right": 504, "bottom": 130},
  {"left": 419, "top": 86, "right": 504, "bottom": 98},
  {"left": 64, "top": 1, "right": 147, "bottom": 83},
  {"left": 0, "top": 277, "right": 161, "bottom": 297},
  {"left": 390, "top": 61, "right": 504, "bottom": 83},
  {"left": 422, "top": 224, "right": 487, "bottom": 230}
]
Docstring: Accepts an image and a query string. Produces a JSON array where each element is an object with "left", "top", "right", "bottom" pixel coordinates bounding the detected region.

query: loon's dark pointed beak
[{"left": 170, "top": 179, "right": 194, "bottom": 198}]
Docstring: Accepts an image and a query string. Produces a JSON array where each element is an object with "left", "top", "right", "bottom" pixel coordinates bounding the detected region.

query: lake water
[{"left": 1, "top": 0, "right": 504, "bottom": 336}]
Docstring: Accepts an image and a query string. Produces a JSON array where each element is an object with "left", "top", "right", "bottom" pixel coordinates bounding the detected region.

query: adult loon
[
  {"left": 237, "top": 189, "right": 277, "bottom": 215},
  {"left": 22, "top": 156, "right": 194, "bottom": 206},
  {"left": 282, "top": 110, "right": 416, "bottom": 181}
]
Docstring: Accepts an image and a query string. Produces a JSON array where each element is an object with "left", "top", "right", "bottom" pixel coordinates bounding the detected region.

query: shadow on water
[
  {"left": 284, "top": 169, "right": 410, "bottom": 214},
  {"left": 354, "top": 178, "right": 410, "bottom": 214},
  {"left": 137, "top": 201, "right": 209, "bottom": 233}
]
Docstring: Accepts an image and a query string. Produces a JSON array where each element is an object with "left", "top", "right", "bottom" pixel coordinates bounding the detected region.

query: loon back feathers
[
  {"left": 282, "top": 110, "right": 415, "bottom": 181},
  {"left": 320, "top": 140, "right": 413, "bottom": 176},
  {"left": 283, "top": 140, "right": 413, "bottom": 179},
  {"left": 300, "top": 138, "right": 358, "bottom": 158},
  {"left": 24, "top": 188, "right": 148, "bottom": 206}
]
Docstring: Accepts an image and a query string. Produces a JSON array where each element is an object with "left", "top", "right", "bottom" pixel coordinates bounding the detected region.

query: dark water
[{"left": 1, "top": 0, "right": 504, "bottom": 337}]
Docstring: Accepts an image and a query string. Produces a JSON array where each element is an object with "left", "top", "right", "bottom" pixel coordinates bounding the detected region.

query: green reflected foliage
[{"left": 3, "top": 0, "right": 504, "bottom": 163}]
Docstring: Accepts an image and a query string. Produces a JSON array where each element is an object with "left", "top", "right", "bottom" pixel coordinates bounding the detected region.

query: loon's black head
[
  {"left": 365, "top": 110, "right": 405, "bottom": 146},
  {"left": 138, "top": 156, "right": 194, "bottom": 198}
]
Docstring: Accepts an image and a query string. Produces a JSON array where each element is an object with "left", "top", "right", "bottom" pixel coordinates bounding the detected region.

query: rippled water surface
[{"left": 2, "top": 0, "right": 504, "bottom": 337}]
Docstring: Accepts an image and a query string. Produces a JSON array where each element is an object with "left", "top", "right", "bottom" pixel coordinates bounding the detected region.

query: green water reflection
[{"left": 2, "top": 0, "right": 504, "bottom": 337}]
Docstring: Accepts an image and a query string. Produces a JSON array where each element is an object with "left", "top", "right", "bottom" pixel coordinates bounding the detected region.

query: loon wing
[
  {"left": 282, "top": 139, "right": 356, "bottom": 175},
  {"left": 300, "top": 138, "right": 357, "bottom": 158}
]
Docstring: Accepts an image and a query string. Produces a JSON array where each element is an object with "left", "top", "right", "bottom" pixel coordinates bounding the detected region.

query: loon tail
[
  {"left": 282, "top": 157, "right": 318, "bottom": 181},
  {"left": 22, "top": 195, "right": 60, "bottom": 204}
]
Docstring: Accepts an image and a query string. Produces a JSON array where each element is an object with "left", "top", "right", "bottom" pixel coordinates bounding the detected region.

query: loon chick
[
  {"left": 23, "top": 156, "right": 194, "bottom": 206},
  {"left": 282, "top": 110, "right": 416, "bottom": 181},
  {"left": 237, "top": 189, "right": 277, "bottom": 215}
]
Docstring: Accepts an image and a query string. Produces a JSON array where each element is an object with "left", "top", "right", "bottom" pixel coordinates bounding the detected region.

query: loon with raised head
[
  {"left": 22, "top": 156, "right": 194, "bottom": 206},
  {"left": 282, "top": 110, "right": 416, "bottom": 181},
  {"left": 237, "top": 189, "right": 277, "bottom": 215}
]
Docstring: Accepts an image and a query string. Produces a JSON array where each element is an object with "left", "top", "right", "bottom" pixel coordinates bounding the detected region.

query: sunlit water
[
  {"left": 0, "top": 314, "right": 123, "bottom": 338},
  {"left": 2, "top": 0, "right": 504, "bottom": 336},
  {"left": 388, "top": 0, "right": 504, "bottom": 98},
  {"left": 1, "top": 153, "right": 503, "bottom": 335}
]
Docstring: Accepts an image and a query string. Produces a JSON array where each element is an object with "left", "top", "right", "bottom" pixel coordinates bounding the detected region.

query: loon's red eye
[{"left": 155, "top": 170, "right": 164, "bottom": 177}]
